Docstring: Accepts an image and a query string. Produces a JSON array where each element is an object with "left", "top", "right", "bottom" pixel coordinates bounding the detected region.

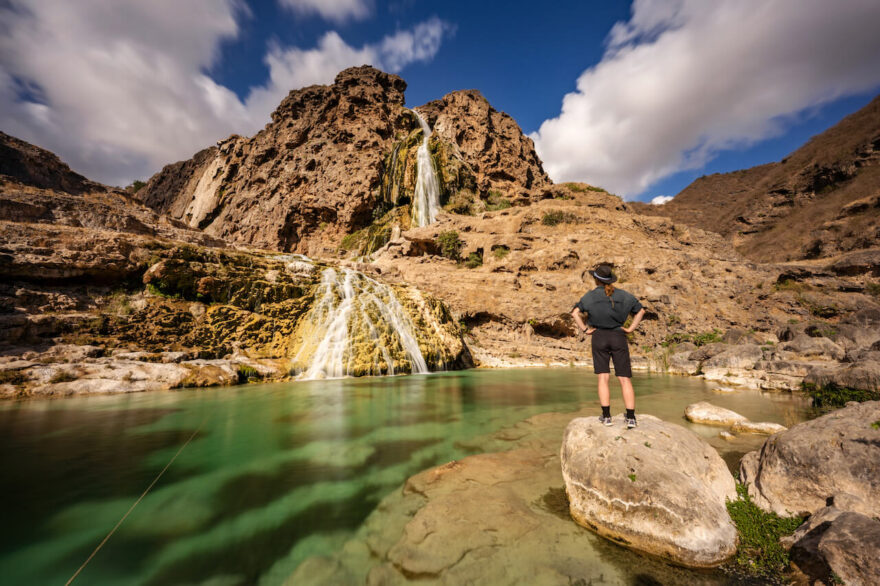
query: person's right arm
[{"left": 622, "top": 308, "right": 645, "bottom": 333}]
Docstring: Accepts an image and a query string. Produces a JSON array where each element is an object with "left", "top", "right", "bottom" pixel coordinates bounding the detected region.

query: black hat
[{"left": 592, "top": 264, "right": 617, "bottom": 283}]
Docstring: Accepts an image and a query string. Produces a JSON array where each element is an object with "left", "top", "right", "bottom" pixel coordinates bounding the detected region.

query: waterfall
[
  {"left": 293, "top": 268, "right": 429, "bottom": 380},
  {"left": 411, "top": 110, "right": 442, "bottom": 226}
]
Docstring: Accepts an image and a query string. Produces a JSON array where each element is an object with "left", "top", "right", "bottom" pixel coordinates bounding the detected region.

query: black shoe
[
  {"left": 598, "top": 415, "right": 613, "bottom": 426},
  {"left": 625, "top": 416, "right": 637, "bottom": 429}
]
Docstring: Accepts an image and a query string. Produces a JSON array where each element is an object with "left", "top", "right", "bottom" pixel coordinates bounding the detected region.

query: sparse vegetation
[
  {"left": 661, "top": 329, "right": 723, "bottom": 347},
  {"left": 126, "top": 180, "right": 146, "bottom": 193},
  {"left": 49, "top": 371, "right": 78, "bottom": 384},
  {"left": 492, "top": 245, "right": 510, "bottom": 260},
  {"left": 726, "top": 482, "right": 804, "bottom": 582},
  {"left": 237, "top": 365, "right": 261, "bottom": 384},
  {"left": 485, "top": 190, "right": 512, "bottom": 211},
  {"left": 435, "top": 230, "right": 463, "bottom": 261},
  {"left": 464, "top": 252, "right": 483, "bottom": 269},
  {"left": 802, "top": 381, "right": 879, "bottom": 409},
  {"left": 773, "top": 279, "right": 807, "bottom": 293},
  {"left": 867, "top": 282, "right": 880, "bottom": 297},
  {"left": 562, "top": 183, "right": 606, "bottom": 193},
  {"left": 541, "top": 210, "right": 578, "bottom": 226},
  {"left": 871, "top": 420, "right": 880, "bottom": 430},
  {"left": 628, "top": 474, "right": 637, "bottom": 482}
]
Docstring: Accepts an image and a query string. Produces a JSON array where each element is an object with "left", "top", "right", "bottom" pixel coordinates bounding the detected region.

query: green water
[{"left": 0, "top": 369, "right": 811, "bottom": 585}]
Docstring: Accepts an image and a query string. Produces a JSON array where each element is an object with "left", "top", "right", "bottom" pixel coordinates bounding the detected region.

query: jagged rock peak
[
  {"left": 270, "top": 65, "right": 407, "bottom": 125},
  {"left": 419, "top": 89, "right": 551, "bottom": 194}
]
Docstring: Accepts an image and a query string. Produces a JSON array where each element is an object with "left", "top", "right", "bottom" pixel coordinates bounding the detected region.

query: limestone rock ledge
[{"left": 560, "top": 415, "right": 738, "bottom": 568}]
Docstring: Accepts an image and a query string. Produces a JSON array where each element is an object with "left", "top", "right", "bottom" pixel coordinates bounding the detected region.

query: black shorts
[{"left": 591, "top": 328, "right": 632, "bottom": 378}]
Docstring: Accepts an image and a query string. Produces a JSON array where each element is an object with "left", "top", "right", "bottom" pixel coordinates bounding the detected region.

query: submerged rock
[
  {"left": 739, "top": 401, "right": 880, "bottom": 516},
  {"left": 560, "top": 415, "right": 738, "bottom": 568}
]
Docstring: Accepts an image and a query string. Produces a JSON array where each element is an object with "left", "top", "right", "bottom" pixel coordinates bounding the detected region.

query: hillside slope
[{"left": 635, "top": 95, "right": 880, "bottom": 262}]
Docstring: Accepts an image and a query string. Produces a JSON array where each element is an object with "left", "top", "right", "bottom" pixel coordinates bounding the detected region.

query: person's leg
[
  {"left": 617, "top": 376, "right": 635, "bottom": 410},
  {"left": 598, "top": 373, "right": 611, "bottom": 407}
]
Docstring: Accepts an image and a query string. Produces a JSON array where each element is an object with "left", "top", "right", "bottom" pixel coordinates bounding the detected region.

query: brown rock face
[
  {"left": 136, "top": 67, "right": 551, "bottom": 255},
  {"left": 635, "top": 94, "right": 880, "bottom": 262},
  {"left": 0, "top": 131, "right": 103, "bottom": 195},
  {"left": 418, "top": 90, "right": 550, "bottom": 197},
  {"left": 138, "top": 66, "right": 411, "bottom": 254}
]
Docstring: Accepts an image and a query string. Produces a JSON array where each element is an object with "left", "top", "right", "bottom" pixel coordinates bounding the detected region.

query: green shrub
[
  {"left": 802, "top": 381, "right": 879, "bottom": 409},
  {"left": 464, "top": 252, "right": 483, "bottom": 269},
  {"left": 692, "top": 329, "right": 723, "bottom": 346},
  {"left": 866, "top": 282, "right": 880, "bottom": 297},
  {"left": 126, "top": 180, "right": 146, "bottom": 193},
  {"left": 542, "top": 211, "right": 565, "bottom": 226},
  {"left": 435, "top": 231, "right": 463, "bottom": 261},
  {"left": 726, "top": 483, "right": 804, "bottom": 582},
  {"left": 492, "top": 245, "right": 510, "bottom": 260},
  {"left": 485, "top": 190, "right": 512, "bottom": 211}
]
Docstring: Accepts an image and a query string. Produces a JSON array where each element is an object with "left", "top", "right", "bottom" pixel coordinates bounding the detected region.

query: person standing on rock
[{"left": 571, "top": 265, "right": 646, "bottom": 429}]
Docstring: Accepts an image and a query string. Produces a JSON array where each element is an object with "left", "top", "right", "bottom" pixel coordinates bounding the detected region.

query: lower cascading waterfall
[
  {"left": 411, "top": 109, "right": 442, "bottom": 226},
  {"left": 293, "top": 268, "right": 429, "bottom": 380}
]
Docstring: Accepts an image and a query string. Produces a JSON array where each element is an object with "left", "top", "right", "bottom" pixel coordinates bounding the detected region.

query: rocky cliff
[
  {"left": 635, "top": 94, "right": 880, "bottom": 262},
  {"left": 136, "top": 66, "right": 550, "bottom": 256}
]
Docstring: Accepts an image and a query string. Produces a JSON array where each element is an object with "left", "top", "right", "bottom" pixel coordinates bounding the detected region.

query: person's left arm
[{"left": 622, "top": 308, "right": 645, "bottom": 333}]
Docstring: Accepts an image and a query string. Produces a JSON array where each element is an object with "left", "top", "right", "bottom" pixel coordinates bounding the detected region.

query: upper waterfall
[
  {"left": 293, "top": 267, "right": 429, "bottom": 380},
  {"left": 411, "top": 110, "right": 442, "bottom": 227}
]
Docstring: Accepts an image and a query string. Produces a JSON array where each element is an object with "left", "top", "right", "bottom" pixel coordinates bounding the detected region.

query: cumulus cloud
[
  {"left": 0, "top": 1, "right": 451, "bottom": 185},
  {"left": 278, "top": 0, "right": 371, "bottom": 22},
  {"left": 650, "top": 195, "right": 673, "bottom": 205},
  {"left": 532, "top": 0, "right": 880, "bottom": 198}
]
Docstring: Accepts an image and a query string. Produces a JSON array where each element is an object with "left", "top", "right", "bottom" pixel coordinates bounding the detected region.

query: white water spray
[
  {"left": 294, "top": 268, "right": 429, "bottom": 380},
  {"left": 411, "top": 110, "right": 442, "bottom": 226}
]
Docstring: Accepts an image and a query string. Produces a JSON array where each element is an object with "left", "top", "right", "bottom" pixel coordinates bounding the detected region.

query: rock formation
[
  {"left": 560, "top": 415, "right": 738, "bottom": 568},
  {"left": 783, "top": 494, "right": 880, "bottom": 585},
  {"left": 739, "top": 400, "right": 880, "bottom": 516},
  {"left": 0, "top": 131, "right": 469, "bottom": 397},
  {"left": 635, "top": 94, "right": 880, "bottom": 262},
  {"left": 136, "top": 66, "right": 550, "bottom": 256}
]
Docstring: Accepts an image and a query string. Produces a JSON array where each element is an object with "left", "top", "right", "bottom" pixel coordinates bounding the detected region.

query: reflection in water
[{"left": 0, "top": 369, "right": 811, "bottom": 585}]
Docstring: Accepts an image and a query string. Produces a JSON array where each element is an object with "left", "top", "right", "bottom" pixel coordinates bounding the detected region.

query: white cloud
[
  {"left": 0, "top": 1, "right": 451, "bottom": 185},
  {"left": 532, "top": 0, "right": 880, "bottom": 198},
  {"left": 650, "top": 195, "right": 673, "bottom": 205},
  {"left": 279, "top": 0, "right": 371, "bottom": 23}
]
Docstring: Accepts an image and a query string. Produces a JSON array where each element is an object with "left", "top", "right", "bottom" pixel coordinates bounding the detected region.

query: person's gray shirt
[{"left": 574, "top": 287, "right": 643, "bottom": 330}]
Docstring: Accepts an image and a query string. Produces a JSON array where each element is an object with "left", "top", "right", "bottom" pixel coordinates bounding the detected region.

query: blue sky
[{"left": 2, "top": 0, "right": 880, "bottom": 200}]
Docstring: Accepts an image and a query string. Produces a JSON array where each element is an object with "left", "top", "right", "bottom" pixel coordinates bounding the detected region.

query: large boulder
[
  {"left": 783, "top": 495, "right": 880, "bottom": 585},
  {"left": 805, "top": 360, "right": 880, "bottom": 393},
  {"left": 739, "top": 401, "right": 880, "bottom": 516},
  {"left": 781, "top": 333, "right": 845, "bottom": 361},
  {"left": 560, "top": 415, "right": 738, "bottom": 568},
  {"left": 702, "top": 344, "right": 763, "bottom": 370}
]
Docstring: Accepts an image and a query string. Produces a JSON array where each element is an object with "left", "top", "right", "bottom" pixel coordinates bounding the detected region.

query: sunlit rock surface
[{"left": 560, "top": 415, "right": 738, "bottom": 568}]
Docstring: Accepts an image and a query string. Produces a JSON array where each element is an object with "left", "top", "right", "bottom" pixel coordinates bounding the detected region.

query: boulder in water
[
  {"left": 560, "top": 415, "right": 738, "bottom": 568},
  {"left": 684, "top": 401, "right": 748, "bottom": 426},
  {"left": 739, "top": 400, "right": 880, "bottom": 516}
]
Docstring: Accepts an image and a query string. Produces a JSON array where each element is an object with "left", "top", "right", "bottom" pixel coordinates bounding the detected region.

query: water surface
[{"left": 0, "top": 369, "right": 811, "bottom": 584}]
